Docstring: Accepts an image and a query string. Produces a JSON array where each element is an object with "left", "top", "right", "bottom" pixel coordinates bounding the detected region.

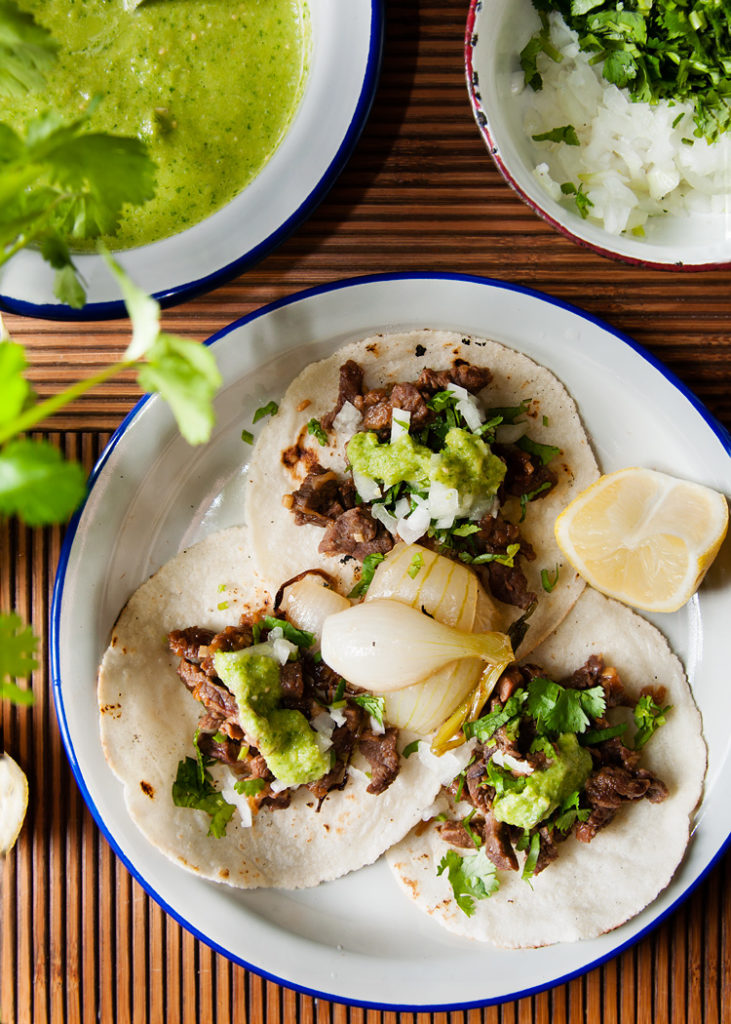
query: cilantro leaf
[
  {"left": 464, "top": 689, "right": 527, "bottom": 742},
  {"left": 172, "top": 756, "right": 235, "bottom": 838},
  {"left": 0, "top": 610, "right": 37, "bottom": 704},
  {"left": 0, "top": 338, "right": 32, "bottom": 428},
  {"left": 0, "top": 438, "right": 86, "bottom": 525},
  {"left": 347, "top": 551, "right": 386, "bottom": 598},
  {"left": 253, "top": 401, "right": 278, "bottom": 423},
  {"left": 633, "top": 693, "right": 671, "bottom": 749},
  {"left": 352, "top": 693, "right": 386, "bottom": 729},
  {"left": 532, "top": 124, "right": 580, "bottom": 145},
  {"left": 0, "top": 0, "right": 58, "bottom": 98},
  {"left": 437, "top": 847, "right": 499, "bottom": 916},
  {"left": 307, "top": 418, "right": 328, "bottom": 446},
  {"left": 525, "top": 677, "right": 606, "bottom": 735},
  {"left": 515, "top": 433, "right": 560, "bottom": 466},
  {"left": 137, "top": 334, "right": 221, "bottom": 445},
  {"left": 234, "top": 777, "right": 266, "bottom": 797},
  {"left": 521, "top": 831, "right": 541, "bottom": 881},
  {"left": 260, "top": 616, "right": 314, "bottom": 649},
  {"left": 540, "top": 564, "right": 560, "bottom": 592}
]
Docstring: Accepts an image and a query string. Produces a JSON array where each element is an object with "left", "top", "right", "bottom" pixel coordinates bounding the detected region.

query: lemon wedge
[
  {"left": 555, "top": 467, "right": 729, "bottom": 613},
  {"left": 0, "top": 753, "right": 29, "bottom": 855}
]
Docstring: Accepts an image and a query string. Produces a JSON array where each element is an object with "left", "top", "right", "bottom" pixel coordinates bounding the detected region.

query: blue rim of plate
[
  {"left": 0, "top": 3, "right": 384, "bottom": 322},
  {"left": 51, "top": 272, "right": 731, "bottom": 1009}
]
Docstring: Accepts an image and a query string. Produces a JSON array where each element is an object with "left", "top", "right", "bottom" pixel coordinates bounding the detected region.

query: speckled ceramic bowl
[
  {"left": 0, "top": 0, "right": 383, "bottom": 319},
  {"left": 465, "top": 0, "right": 731, "bottom": 270}
]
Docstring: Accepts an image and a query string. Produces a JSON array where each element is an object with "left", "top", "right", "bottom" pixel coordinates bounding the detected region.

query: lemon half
[{"left": 555, "top": 467, "right": 729, "bottom": 613}]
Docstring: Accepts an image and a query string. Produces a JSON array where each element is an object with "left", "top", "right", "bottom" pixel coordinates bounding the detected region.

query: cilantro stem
[{"left": 0, "top": 359, "right": 134, "bottom": 444}]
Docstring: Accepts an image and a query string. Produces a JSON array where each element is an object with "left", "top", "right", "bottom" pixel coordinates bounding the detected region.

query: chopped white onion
[
  {"left": 369, "top": 715, "right": 386, "bottom": 736},
  {"left": 396, "top": 498, "right": 431, "bottom": 544},
  {"left": 352, "top": 469, "right": 382, "bottom": 502},
  {"left": 328, "top": 705, "right": 347, "bottom": 728},
  {"left": 428, "top": 480, "right": 460, "bottom": 528},
  {"left": 491, "top": 750, "right": 534, "bottom": 776},
  {"left": 447, "top": 383, "right": 484, "bottom": 432},
  {"left": 415, "top": 737, "right": 476, "bottom": 785},
  {"left": 370, "top": 501, "right": 399, "bottom": 535},
  {"left": 390, "top": 406, "right": 411, "bottom": 443},
  {"left": 332, "top": 400, "right": 362, "bottom": 436}
]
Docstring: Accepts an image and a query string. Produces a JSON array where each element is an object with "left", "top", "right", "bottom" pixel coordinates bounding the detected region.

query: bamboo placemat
[{"left": 2, "top": 3, "right": 730, "bottom": 1021}]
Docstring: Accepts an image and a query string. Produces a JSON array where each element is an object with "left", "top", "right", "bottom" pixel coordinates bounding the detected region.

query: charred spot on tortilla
[{"left": 140, "top": 781, "right": 155, "bottom": 798}]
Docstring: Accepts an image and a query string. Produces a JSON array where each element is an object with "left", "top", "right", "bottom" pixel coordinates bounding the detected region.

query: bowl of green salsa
[{"left": 0, "top": 0, "right": 383, "bottom": 317}]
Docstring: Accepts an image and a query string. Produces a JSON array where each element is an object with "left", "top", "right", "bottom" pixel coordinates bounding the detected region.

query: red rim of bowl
[{"left": 463, "top": 0, "right": 729, "bottom": 273}]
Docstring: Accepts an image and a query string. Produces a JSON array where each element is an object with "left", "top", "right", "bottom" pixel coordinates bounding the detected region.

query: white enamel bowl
[
  {"left": 0, "top": 0, "right": 383, "bottom": 319},
  {"left": 465, "top": 0, "right": 731, "bottom": 270}
]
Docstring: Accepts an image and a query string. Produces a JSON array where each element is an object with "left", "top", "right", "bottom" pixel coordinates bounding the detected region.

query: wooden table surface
[{"left": 2, "top": 3, "right": 731, "bottom": 1022}]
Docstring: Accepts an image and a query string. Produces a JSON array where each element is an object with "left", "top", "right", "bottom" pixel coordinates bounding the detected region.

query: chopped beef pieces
[
  {"left": 279, "top": 660, "right": 304, "bottom": 702},
  {"left": 197, "top": 729, "right": 242, "bottom": 766},
  {"left": 318, "top": 506, "right": 394, "bottom": 561},
  {"left": 482, "top": 560, "right": 536, "bottom": 610},
  {"left": 574, "top": 805, "right": 617, "bottom": 844},
  {"left": 481, "top": 811, "right": 520, "bottom": 871},
  {"left": 361, "top": 381, "right": 433, "bottom": 434},
  {"left": 416, "top": 360, "right": 492, "bottom": 395},
  {"left": 534, "top": 824, "right": 564, "bottom": 874},
  {"left": 307, "top": 704, "right": 365, "bottom": 802},
  {"left": 207, "top": 624, "right": 255, "bottom": 655},
  {"left": 438, "top": 819, "right": 476, "bottom": 848},
  {"left": 583, "top": 765, "right": 652, "bottom": 808},
  {"left": 289, "top": 466, "right": 353, "bottom": 526},
  {"left": 321, "top": 360, "right": 364, "bottom": 430},
  {"left": 495, "top": 443, "right": 558, "bottom": 500},
  {"left": 358, "top": 727, "right": 400, "bottom": 795},
  {"left": 168, "top": 626, "right": 215, "bottom": 662}
]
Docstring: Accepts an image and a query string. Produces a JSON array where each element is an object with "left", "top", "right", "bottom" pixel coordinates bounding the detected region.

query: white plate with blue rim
[
  {"left": 52, "top": 274, "right": 731, "bottom": 1008},
  {"left": 0, "top": 0, "right": 383, "bottom": 321}
]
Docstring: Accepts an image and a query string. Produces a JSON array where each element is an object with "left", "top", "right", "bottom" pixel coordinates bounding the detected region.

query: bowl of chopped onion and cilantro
[{"left": 465, "top": 0, "right": 731, "bottom": 269}]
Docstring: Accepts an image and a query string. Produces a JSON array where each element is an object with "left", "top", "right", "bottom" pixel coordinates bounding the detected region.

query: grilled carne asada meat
[
  {"left": 286, "top": 359, "right": 558, "bottom": 610},
  {"left": 168, "top": 612, "right": 402, "bottom": 811},
  {"left": 439, "top": 656, "right": 669, "bottom": 875}
]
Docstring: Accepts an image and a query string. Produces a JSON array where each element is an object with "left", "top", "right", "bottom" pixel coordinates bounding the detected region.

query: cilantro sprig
[
  {"left": 0, "top": 611, "right": 37, "bottom": 704},
  {"left": 437, "top": 847, "right": 499, "bottom": 916},
  {"left": 172, "top": 755, "right": 235, "bottom": 839}
]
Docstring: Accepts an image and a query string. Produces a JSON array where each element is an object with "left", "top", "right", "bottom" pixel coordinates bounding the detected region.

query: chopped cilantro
[
  {"left": 525, "top": 0, "right": 731, "bottom": 143},
  {"left": 260, "top": 616, "right": 314, "bottom": 649},
  {"left": 352, "top": 693, "right": 386, "bottom": 729},
  {"left": 458, "top": 543, "right": 520, "bottom": 568},
  {"left": 211, "top": 730, "right": 227, "bottom": 744},
  {"left": 532, "top": 124, "right": 580, "bottom": 145},
  {"left": 306, "top": 418, "right": 328, "bottom": 446},
  {"left": 519, "top": 480, "right": 552, "bottom": 521},
  {"left": 560, "top": 181, "right": 594, "bottom": 219},
  {"left": 553, "top": 790, "right": 591, "bottom": 833},
  {"left": 540, "top": 565, "right": 560, "bottom": 593},
  {"left": 521, "top": 831, "right": 541, "bottom": 882},
  {"left": 437, "top": 848, "right": 499, "bottom": 916},
  {"left": 408, "top": 552, "right": 424, "bottom": 578},
  {"left": 172, "top": 756, "right": 235, "bottom": 838},
  {"left": 241, "top": 429, "right": 254, "bottom": 445},
  {"left": 582, "top": 722, "right": 627, "bottom": 745},
  {"left": 633, "top": 693, "right": 671, "bottom": 749},
  {"left": 485, "top": 399, "right": 530, "bottom": 425},
  {"left": 234, "top": 777, "right": 267, "bottom": 797},
  {"left": 217, "top": 601, "right": 229, "bottom": 611},
  {"left": 525, "top": 677, "right": 606, "bottom": 736},
  {"left": 464, "top": 689, "right": 527, "bottom": 743},
  {"left": 515, "top": 434, "right": 560, "bottom": 466},
  {"left": 461, "top": 808, "right": 482, "bottom": 849},
  {"left": 347, "top": 551, "right": 386, "bottom": 598},
  {"left": 333, "top": 677, "right": 346, "bottom": 702},
  {"left": 402, "top": 739, "right": 420, "bottom": 758},
  {"left": 252, "top": 401, "right": 278, "bottom": 423}
]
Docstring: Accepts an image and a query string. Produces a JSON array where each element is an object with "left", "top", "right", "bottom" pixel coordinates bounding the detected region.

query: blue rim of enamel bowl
[
  {"left": 0, "top": 2, "right": 384, "bottom": 322},
  {"left": 51, "top": 273, "right": 731, "bottom": 1009}
]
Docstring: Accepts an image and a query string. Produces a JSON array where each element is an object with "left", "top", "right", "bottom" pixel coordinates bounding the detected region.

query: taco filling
[
  {"left": 286, "top": 356, "right": 559, "bottom": 611},
  {"left": 167, "top": 606, "right": 404, "bottom": 833},
  {"left": 434, "top": 654, "right": 670, "bottom": 907}
]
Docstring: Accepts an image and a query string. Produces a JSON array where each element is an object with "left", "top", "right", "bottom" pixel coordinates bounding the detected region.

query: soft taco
[
  {"left": 245, "top": 329, "right": 599, "bottom": 654},
  {"left": 385, "top": 588, "right": 706, "bottom": 948},
  {"left": 97, "top": 527, "right": 473, "bottom": 889}
]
